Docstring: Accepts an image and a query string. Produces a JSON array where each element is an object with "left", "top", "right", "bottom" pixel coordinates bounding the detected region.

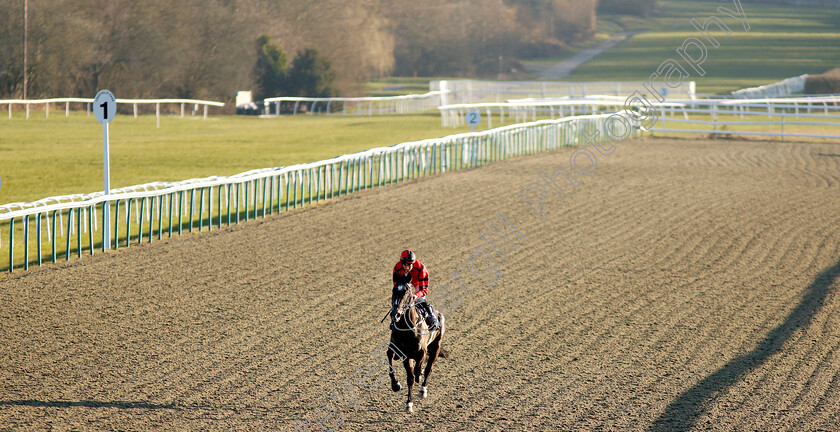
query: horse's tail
[{"left": 438, "top": 347, "right": 449, "bottom": 359}]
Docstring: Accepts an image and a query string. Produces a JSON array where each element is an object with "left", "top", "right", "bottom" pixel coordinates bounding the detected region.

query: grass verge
[
  {"left": 568, "top": 0, "right": 840, "bottom": 94},
  {"left": 0, "top": 112, "right": 464, "bottom": 205}
]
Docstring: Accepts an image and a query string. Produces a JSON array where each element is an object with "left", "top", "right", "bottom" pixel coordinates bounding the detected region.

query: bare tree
[
  {"left": 0, "top": 0, "right": 601, "bottom": 100},
  {"left": 0, "top": 0, "right": 24, "bottom": 97}
]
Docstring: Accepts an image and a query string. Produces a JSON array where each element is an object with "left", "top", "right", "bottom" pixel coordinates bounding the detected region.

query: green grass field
[
  {"left": 518, "top": 32, "right": 616, "bottom": 80},
  {"left": 568, "top": 0, "right": 840, "bottom": 94},
  {"left": 0, "top": 112, "right": 463, "bottom": 205}
]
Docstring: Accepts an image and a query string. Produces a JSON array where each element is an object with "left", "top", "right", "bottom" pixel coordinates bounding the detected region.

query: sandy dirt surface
[{"left": 2, "top": 137, "right": 840, "bottom": 431}]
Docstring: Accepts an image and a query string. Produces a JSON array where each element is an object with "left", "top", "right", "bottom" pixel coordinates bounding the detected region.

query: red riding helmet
[{"left": 400, "top": 249, "right": 416, "bottom": 264}]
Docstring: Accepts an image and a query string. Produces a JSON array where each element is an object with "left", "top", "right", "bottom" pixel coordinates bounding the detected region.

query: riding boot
[
  {"left": 426, "top": 313, "right": 439, "bottom": 331},
  {"left": 422, "top": 303, "right": 439, "bottom": 330}
]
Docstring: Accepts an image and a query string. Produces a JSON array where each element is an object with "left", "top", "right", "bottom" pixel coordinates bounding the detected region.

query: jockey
[{"left": 393, "top": 249, "right": 439, "bottom": 330}]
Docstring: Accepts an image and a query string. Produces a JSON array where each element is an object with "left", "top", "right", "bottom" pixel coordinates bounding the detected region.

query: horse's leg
[
  {"left": 387, "top": 347, "right": 402, "bottom": 392},
  {"left": 420, "top": 336, "right": 442, "bottom": 398},
  {"left": 414, "top": 349, "right": 425, "bottom": 384},
  {"left": 403, "top": 358, "right": 415, "bottom": 413}
]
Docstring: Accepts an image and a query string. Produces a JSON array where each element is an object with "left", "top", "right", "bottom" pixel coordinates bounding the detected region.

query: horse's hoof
[
  {"left": 405, "top": 402, "right": 413, "bottom": 413},
  {"left": 419, "top": 386, "right": 428, "bottom": 398},
  {"left": 391, "top": 382, "right": 402, "bottom": 392}
]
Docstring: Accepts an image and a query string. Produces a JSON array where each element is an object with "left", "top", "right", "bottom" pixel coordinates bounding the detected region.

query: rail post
[{"left": 781, "top": 114, "right": 785, "bottom": 142}]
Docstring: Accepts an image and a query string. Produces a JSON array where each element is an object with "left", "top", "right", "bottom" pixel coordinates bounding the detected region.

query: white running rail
[
  {"left": 440, "top": 95, "right": 840, "bottom": 138},
  {"left": 432, "top": 80, "right": 696, "bottom": 104},
  {"left": 2, "top": 97, "right": 225, "bottom": 127},
  {"left": 731, "top": 74, "right": 809, "bottom": 98},
  {"left": 262, "top": 91, "right": 447, "bottom": 116},
  {"left": 0, "top": 112, "right": 638, "bottom": 272},
  {"left": 439, "top": 96, "right": 688, "bottom": 128},
  {"left": 650, "top": 96, "right": 840, "bottom": 140}
]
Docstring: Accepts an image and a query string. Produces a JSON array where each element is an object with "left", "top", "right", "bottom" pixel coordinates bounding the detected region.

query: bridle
[{"left": 389, "top": 284, "right": 420, "bottom": 332}]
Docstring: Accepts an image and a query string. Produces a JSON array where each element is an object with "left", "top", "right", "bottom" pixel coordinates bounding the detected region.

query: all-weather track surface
[{"left": 2, "top": 137, "right": 840, "bottom": 431}]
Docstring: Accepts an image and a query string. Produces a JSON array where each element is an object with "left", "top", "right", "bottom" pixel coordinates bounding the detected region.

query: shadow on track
[
  {"left": 0, "top": 399, "right": 178, "bottom": 410},
  {"left": 649, "top": 257, "right": 840, "bottom": 431}
]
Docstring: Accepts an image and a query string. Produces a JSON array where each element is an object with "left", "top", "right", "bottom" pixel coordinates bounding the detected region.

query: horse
[{"left": 386, "top": 282, "right": 447, "bottom": 413}]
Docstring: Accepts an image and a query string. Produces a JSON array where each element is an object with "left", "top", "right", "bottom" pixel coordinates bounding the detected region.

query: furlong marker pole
[
  {"left": 94, "top": 90, "right": 117, "bottom": 250},
  {"left": 103, "top": 121, "right": 110, "bottom": 249}
]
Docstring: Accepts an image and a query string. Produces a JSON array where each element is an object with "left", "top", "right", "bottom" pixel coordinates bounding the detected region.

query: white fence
[
  {"left": 650, "top": 96, "right": 840, "bottom": 140},
  {"left": 1, "top": 97, "right": 225, "bottom": 127},
  {"left": 431, "top": 80, "right": 696, "bottom": 104},
  {"left": 0, "top": 112, "right": 636, "bottom": 272},
  {"left": 440, "top": 95, "right": 840, "bottom": 140},
  {"left": 262, "top": 91, "right": 447, "bottom": 116},
  {"left": 731, "top": 74, "right": 809, "bottom": 98},
  {"left": 256, "top": 80, "right": 698, "bottom": 117},
  {"left": 439, "top": 96, "right": 687, "bottom": 128},
  {"left": 5, "top": 91, "right": 836, "bottom": 272}
]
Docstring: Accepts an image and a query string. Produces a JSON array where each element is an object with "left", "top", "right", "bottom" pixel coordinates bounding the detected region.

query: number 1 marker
[{"left": 93, "top": 90, "right": 116, "bottom": 249}]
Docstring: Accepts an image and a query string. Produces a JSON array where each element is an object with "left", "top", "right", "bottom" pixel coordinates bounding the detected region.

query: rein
[
  {"left": 387, "top": 283, "right": 420, "bottom": 331},
  {"left": 389, "top": 301, "right": 421, "bottom": 332}
]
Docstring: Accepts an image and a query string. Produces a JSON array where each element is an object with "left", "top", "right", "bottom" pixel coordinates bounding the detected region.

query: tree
[
  {"left": 165, "top": 0, "right": 255, "bottom": 101},
  {"left": 0, "top": 1, "right": 23, "bottom": 97},
  {"left": 254, "top": 35, "right": 288, "bottom": 100},
  {"left": 0, "top": 0, "right": 606, "bottom": 100},
  {"left": 286, "top": 48, "right": 338, "bottom": 98}
]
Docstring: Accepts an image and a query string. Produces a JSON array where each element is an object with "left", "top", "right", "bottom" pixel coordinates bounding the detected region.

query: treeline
[
  {"left": 0, "top": 0, "right": 259, "bottom": 103},
  {"left": 0, "top": 0, "right": 627, "bottom": 105},
  {"left": 386, "top": 0, "right": 598, "bottom": 76}
]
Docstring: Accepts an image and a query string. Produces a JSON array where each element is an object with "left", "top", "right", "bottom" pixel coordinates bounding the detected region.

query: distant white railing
[
  {"left": 440, "top": 95, "right": 840, "bottom": 135},
  {"left": 643, "top": 95, "right": 840, "bottom": 139},
  {"left": 439, "top": 96, "right": 688, "bottom": 128},
  {"left": 258, "top": 80, "right": 699, "bottom": 117},
  {"left": 1, "top": 97, "right": 225, "bottom": 127},
  {"left": 731, "top": 74, "right": 809, "bottom": 98},
  {"left": 0, "top": 112, "right": 639, "bottom": 272},
  {"left": 431, "top": 80, "right": 696, "bottom": 104},
  {"left": 262, "top": 91, "right": 447, "bottom": 116}
]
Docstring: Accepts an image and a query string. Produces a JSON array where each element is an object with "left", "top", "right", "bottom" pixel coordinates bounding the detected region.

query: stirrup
[{"left": 426, "top": 316, "right": 439, "bottom": 331}]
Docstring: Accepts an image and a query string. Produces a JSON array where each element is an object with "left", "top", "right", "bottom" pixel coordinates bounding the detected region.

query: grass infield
[
  {"left": 569, "top": 0, "right": 840, "bottom": 95},
  {"left": 0, "top": 112, "right": 458, "bottom": 206}
]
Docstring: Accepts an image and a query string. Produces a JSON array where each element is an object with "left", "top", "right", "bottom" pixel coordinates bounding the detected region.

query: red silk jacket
[{"left": 393, "top": 259, "right": 429, "bottom": 297}]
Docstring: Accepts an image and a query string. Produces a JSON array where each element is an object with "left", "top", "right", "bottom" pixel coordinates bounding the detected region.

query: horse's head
[{"left": 391, "top": 283, "right": 416, "bottom": 322}]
